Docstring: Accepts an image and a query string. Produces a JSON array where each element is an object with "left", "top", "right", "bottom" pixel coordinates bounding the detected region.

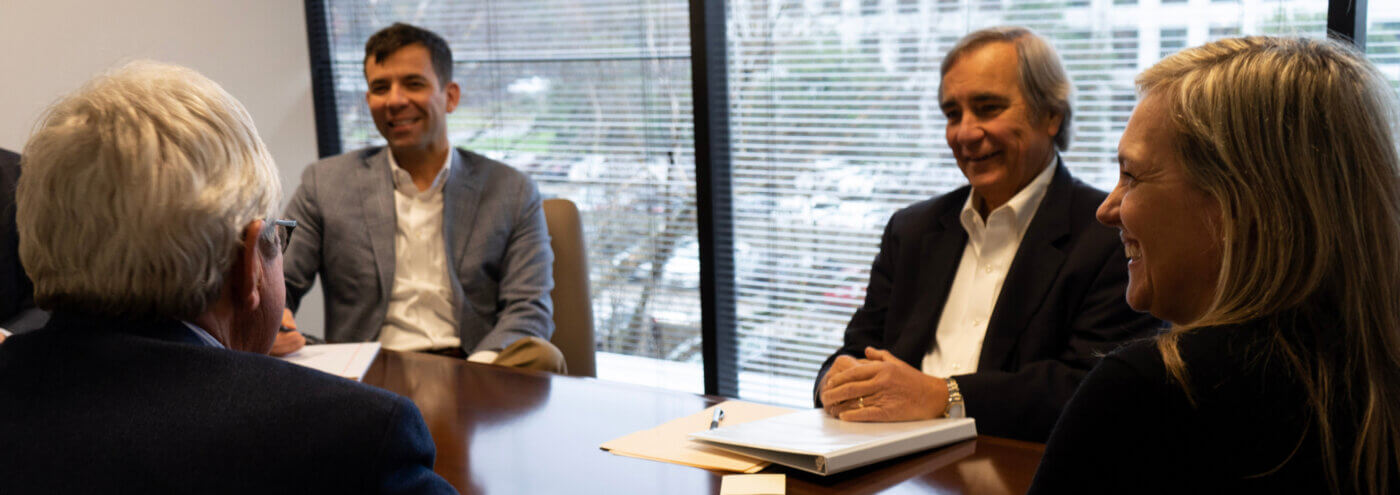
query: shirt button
[{"left": 984, "top": 266, "right": 993, "bottom": 273}]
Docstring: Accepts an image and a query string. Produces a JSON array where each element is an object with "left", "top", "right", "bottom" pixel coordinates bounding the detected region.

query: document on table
[
  {"left": 599, "top": 399, "right": 799, "bottom": 473},
  {"left": 689, "top": 409, "right": 976, "bottom": 476},
  {"left": 720, "top": 474, "right": 785, "bottom": 495},
  {"left": 278, "top": 342, "right": 381, "bottom": 381}
]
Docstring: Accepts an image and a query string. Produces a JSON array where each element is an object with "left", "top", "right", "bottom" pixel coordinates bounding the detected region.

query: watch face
[{"left": 946, "top": 403, "right": 966, "bottom": 419}]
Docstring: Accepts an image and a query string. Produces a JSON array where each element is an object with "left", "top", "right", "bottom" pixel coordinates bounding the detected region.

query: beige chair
[{"left": 543, "top": 198, "right": 596, "bottom": 377}]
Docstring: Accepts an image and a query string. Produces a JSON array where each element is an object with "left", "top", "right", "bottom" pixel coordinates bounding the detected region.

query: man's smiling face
[
  {"left": 364, "top": 43, "right": 459, "bottom": 156},
  {"left": 940, "top": 41, "right": 1061, "bottom": 211}
]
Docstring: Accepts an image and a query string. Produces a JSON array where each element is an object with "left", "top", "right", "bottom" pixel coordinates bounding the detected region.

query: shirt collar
[
  {"left": 388, "top": 148, "right": 454, "bottom": 195},
  {"left": 959, "top": 153, "right": 1058, "bottom": 234},
  {"left": 179, "top": 320, "right": 225, "bottom": 349}
]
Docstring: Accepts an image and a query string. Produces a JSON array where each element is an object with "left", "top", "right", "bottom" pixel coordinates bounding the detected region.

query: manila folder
[
  {"left": 688, "top": 409, "right": 976, "bottom": 476},
  {"left": 600, "top": 400, "right": 798, "bottom": 473}
]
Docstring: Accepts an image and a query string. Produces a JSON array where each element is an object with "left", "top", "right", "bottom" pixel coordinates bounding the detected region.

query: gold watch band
[{"left": 943, "top": 377, "right": 965, "bottom": 418}]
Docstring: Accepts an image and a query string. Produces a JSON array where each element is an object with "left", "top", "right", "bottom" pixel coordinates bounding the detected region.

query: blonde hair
[
  {"left": 18, "top": 61, "right": 281, "bottom": 320},
  {"left": 1138, "top": 37, "right": 1400, "bottom": 493},
  {"left": 940, "top": 26, "right": 1074, "bottom": 150}
]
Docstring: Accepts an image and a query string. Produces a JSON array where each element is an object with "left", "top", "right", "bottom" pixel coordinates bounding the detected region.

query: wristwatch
[{"left": 943, "top": 377, "right": 965, "bottom": 418}]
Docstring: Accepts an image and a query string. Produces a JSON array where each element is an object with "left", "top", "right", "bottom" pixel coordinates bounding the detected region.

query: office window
[
  {"left": 1209, "top": 25, "right": 1242, "bottom": 38},
  {"left": 722, "top": 0, "right": 1324, "bottom": 406},
  {"left": 314, "top": 0, "right": 1327, "bottom": 407},
  {"left": 1367, "top": 9, "right": 1400, "bottom": 93},
  {"left": 317, "top": 0, "right": 701, "bottom": 394},
  {"left": 1160, "top": 27, "right": 1188, "bottom": 58}
]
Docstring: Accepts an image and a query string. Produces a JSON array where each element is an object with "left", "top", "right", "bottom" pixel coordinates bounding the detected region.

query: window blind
[
  {"left": 723, "top": 0, "right": 1325, "bottom": 406},
  {"left": 321, "top": 0, "right": 703, "bottom": 393}
]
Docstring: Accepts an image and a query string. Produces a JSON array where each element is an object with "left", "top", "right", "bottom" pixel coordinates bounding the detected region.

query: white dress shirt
[
  {"left": 378, "top": 150, "right": 461, "bottom": 353},
  {"left": 922, "top": 156, "right": 1057, "bottom": 377}
]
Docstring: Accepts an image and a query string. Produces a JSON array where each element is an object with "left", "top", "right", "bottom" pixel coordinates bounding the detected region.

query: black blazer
[
  {"left": 817, "top": 161, "right": 1162, "bottom": 442},
  {"left": 0, "top": 312, "right": 457, "bottom": 494},
  {"left": 0, "top": 148, "right": 45, "bottom": 332}
]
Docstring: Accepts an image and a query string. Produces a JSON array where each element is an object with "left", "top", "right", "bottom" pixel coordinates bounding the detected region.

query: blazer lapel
[
  {"left": 978, "top": 162, "right": 1072, "bottom": 371},
  {"left": 893, "top": 192, "right": 969, "bottom": 366},
  {"left": 444, "top": 149, "right": 483, "bottom": 270},
  {"left": 361, "top": 148, "right": 398, "bottom": 303}
]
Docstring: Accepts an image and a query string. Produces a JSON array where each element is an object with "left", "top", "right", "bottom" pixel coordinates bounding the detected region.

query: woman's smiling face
[{"left": 1096, "top": 92, "right": 1223, "bottom": 325}]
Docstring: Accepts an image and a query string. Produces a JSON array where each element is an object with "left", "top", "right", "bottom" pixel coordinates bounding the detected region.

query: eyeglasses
[{"left": 271, "top": 219, "right": 297, "bottom": 253}]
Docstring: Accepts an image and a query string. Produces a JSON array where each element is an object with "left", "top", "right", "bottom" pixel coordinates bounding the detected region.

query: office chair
[{"left": 542, "top": 198, "right": 597, "bottom": 377}]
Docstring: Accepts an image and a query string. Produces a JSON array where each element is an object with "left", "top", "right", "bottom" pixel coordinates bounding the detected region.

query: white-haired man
[{"left": 0, "top": 61, "right": 456, "bottom": 493}]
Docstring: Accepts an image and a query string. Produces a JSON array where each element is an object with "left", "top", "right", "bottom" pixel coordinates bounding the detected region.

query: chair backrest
[{"left": 542, "top": 198, "right": 596, "bottom": 377}]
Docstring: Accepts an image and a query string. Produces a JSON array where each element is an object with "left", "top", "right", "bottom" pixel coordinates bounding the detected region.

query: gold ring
[{"left": 858, "top": 396, "right": 865, "bottom": 408}]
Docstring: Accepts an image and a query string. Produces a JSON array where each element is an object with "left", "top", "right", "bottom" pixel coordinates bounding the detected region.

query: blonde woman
[{"left": 1030, "top": 37, "right": 1400, "bottom": 493}]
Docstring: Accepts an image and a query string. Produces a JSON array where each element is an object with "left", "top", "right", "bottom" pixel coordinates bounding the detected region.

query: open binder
[{"left": 688, "top": 408, "right": 976, "bottom": 476}]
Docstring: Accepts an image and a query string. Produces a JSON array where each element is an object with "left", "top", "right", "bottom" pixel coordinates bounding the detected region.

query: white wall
[{"left": 0, "top": 0, "right": 325, "bottom": 334}]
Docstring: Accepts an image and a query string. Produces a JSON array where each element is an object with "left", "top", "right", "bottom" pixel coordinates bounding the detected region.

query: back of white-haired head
[{"left": 18, "top": 61, "right": 281, "bottom": 320}]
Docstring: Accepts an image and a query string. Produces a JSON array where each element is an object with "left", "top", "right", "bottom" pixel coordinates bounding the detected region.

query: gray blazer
[{"left": 283, "top": 147, "right": 554, "bottom": 352}]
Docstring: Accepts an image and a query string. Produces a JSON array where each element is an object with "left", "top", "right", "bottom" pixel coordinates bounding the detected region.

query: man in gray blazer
[{"left": 280, "top": 23, "right": 563, "bottom": 371}]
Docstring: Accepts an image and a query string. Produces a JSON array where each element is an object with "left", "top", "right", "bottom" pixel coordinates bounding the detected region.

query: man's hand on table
[
  {"left": 819, "top": 346, "right": 948, "bottom": 422},
  {"left": 269, "top": 308, "right": 306, "bottom": 356}
]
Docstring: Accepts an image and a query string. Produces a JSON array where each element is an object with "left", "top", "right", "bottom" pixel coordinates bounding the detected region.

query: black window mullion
[
  {"left": 1328, "top": 0, "right": 1367, "bottom": 49},
  {"left": 304, "top": 0, "right": 342, "bottom": 158},
  {"left": 690, "top": 0, "right": 738, "bottom": 397}
]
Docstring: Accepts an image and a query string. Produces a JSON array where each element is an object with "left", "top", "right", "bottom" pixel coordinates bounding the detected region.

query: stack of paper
[
  {"left": 600, "top": 400, "right": 798, "bottom": 473},
  {"left": 278, "top": 342, "right": 381, "bottom": 381},
  {"left": 689, "top": 409, "right": 976, "bottom": 475}
]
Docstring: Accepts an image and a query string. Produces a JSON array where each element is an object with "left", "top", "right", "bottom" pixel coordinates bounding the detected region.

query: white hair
[{"left": 18, "top": 60, "right": 281, "bottom": 319}]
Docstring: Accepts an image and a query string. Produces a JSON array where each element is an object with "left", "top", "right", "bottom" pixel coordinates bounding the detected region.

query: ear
[
  {"left": 1044, "top": 111, "right": 1065, "bottom": 138},
  {"left": 232, "top": 220, "right": 264, "bottom": 312},
  {"left": 444, "top": 81, "right": 461, "bottom": 113}
]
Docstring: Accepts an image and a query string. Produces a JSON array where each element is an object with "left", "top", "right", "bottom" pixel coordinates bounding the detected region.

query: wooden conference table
[{"left": 363, "top": 350, "right": 1045, "bottom": 495}]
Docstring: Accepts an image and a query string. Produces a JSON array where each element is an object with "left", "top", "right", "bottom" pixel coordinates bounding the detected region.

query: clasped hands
[{"left": 819, "top": 347, "right": 949, "bottom": 422}]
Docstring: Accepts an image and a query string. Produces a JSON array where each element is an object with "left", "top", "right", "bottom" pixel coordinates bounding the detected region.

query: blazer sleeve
[
  {"left": 813, "top": 211, "right": 902, "bottom": 405},
  {"left": 954, "top": 240, "right": 1162, "bottom": 441},
  {"left": 282, "top": 164, "right": 324, "bottom": 314},
  {"left": 472, "top": 176, "right": 554, "bottom": 352},
  {"left": 371, "top": 396, "right": 458, "bottom": 495}
]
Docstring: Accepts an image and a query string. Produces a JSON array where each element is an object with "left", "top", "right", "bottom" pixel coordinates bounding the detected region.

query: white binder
[{"left": 688, "top": 408, "right": 976, "bottom": 476}]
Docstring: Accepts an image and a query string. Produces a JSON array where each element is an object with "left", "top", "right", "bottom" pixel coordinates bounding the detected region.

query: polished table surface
[{"left": 363, "top": 350, "right": 1045, "bottom": 495}]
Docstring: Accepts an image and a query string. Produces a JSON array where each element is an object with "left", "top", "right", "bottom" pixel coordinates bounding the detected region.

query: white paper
[{"left": 278, "top": 342, "right": 381, "bottom": 381}]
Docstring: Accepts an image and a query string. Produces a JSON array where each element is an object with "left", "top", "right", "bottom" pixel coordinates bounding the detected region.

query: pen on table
[{"left": 710, "top": 407, "right": 725, "bottom": 430}]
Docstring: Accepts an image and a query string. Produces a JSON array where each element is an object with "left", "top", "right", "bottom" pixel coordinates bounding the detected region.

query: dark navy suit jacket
[
  {"left": 0, "top": 148, "right": 46, "bottom": 332},
  {"left": 817, "top": 162, "right": 1162, "bottom": 442},
  {"left": 0, "top": 312, "right": 457, "bottom": 494}
]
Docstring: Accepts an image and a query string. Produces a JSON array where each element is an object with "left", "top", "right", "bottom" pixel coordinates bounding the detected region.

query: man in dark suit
[
  {"left": 0, "top": 147, "right": 46, "bottom": 342},
  {"left": 815, "top": 27, "right": 1160, "bottom": 442},
  {"left": 0, "top": 61, "right": 455, "bottom": 493},
  {"left": 277, "top": 23, "right": 562, "bottom": 372}
]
